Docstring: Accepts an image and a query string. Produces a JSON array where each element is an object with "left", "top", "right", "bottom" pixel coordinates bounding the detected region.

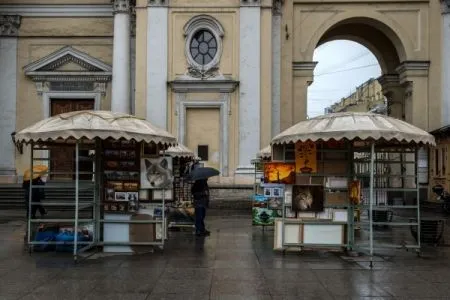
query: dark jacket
[
  {"left": 23, "top": 178, "right": 45, "bottom": 203},
  {"left": 191, "top": 179, "right": 209, "bottom": 207}
]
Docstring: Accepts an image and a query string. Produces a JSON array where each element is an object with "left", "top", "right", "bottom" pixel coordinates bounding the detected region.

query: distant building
[{"left": 325, "top": 78, "right": 386, "bottom": 114}]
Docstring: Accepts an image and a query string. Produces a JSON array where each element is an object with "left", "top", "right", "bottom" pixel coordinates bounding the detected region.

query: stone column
[
  {"left": 130, "top": 10, "right": 136, "bottom": 115},
  {"left": 292, "top": 62, "right": 317, "bottom": 122},
  {"left": 0, "top": 15, "right": 21, "bottom": 183},
  {"left": 146, "top": 0, "right": 168, "bottom": 129},
  {"left": 271, "top": 0, "right": 282, "bottom": 137},
  {"left": 236, "top": 0, "right": 261, "bottom": 176},
  {"left": 396, "top": 61, "right": 430, "bottom": 130},
  {"left": 111, "top": 0, "right": 131, "bottom": 114},
  {"left": 378, "top": 74, "right": 404, "bottom": 119},
  {"left": 442, "top": 1, "right": 450, "bottom": 125}
]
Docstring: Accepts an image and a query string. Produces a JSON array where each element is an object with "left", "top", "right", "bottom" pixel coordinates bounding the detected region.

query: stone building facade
[
  {"left": 325, "top": 78, "right": 385, "bottom": 114},
  {"left": 0, "top": 0, "right": 446, "bottom": 185}
]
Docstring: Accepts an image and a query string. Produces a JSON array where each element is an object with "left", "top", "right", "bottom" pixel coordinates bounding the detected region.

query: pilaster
[
  {"left": 0, "top": 15, "right": 21, "bottom": 182},
  {"left": 442, "top": 0, "right": 450, "bottom": 125},
  {"left": 237, "top": 0, "right": 261, "bottom": 176},
  {"left": 396, "top": 61, "right": 430, "bottom": 130},
  {"left": 292, "top": 61, "right": 317, "bottom": 122},
  {"left": 111, "top": 0, "right": 131, "bottom": 113},
  {"left": 378, "top": 74, "right": 404, "bottom": 119},
  {"left": 271, "top": 0, "right": 283, "bottom": 137},
  {"left": 146, "top": 0, "right": 168, "bottom": 129}
]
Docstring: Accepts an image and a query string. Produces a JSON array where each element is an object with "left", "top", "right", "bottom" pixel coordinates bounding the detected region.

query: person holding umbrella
[
  {"left": 22, "top": 165, "right": 48, "bottom": 219},
  {"left": 188, "top": 166, "right": 220, "bottom": 237}
]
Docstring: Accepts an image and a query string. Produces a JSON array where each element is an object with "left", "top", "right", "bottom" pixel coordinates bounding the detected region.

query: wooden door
[{"left": 50, "top": 100, "right": 95, "bottom": 180}]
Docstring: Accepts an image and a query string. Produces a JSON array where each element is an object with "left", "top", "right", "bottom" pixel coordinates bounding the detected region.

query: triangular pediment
[{"left": 24, "top": 46, "right": 112, "bottom": 74}]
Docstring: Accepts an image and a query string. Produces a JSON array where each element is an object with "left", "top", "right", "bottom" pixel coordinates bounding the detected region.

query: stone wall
[{"left": 209, "top": 185, "right": 253, "bottom": 210}]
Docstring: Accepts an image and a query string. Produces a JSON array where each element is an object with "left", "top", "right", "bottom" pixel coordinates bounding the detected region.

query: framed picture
[
  {"left": 126, "top": 192, "right": 139, "bottom": 202},
  {"left": 128, "top": 199, "right": 139, "bottom": 213},
  {"left": 268, "top": 198, "right": 282, "bottom": 209},
  {"left": 272, "top": 187, "right": 283, "bottom": 198},
  {"left": 104, "top": 150, "right": 120, "bottom": 158},
  {"left": 292, "top": 185, "right": 324, "bottom": 212},
  {"left": 109, "top": 202, "right": 118, "bottom": 212},
  {"left": 152, "top": 189, "right": 173, "bottom": 200},
  {"left": 117, "top": 202, "right": 128, "bottom": 213},
  {"left": 123, "top": 182, "right": 139, "bottom": 191},
  {"left": 105, "top": 161, "right": 119, "bottom": 169},
  {"left": 143, "top": 142, "right": 159, "bottom": 157},
  {"left": 105, "top": 188, "right": 115, "bottom": 201},
  {"left": 107, "top": 181, "right": 123, "bottom": 191},
  {"left": 264, "top": 188, "right": 272, "bottom": 197},
  {"left": 114, "top": 191, "right": 127, "bottom": 202},
  {"left": 263, "top": 162, "right": 295, "bottom": 184},
  {"left": 140, "top": 157, "right": 174, "bottom": 189},
  {"left": 139, "top": 189, "right": 151, "bottom": 202}
]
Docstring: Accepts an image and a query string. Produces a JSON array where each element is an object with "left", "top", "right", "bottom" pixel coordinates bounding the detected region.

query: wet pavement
[{"left": 2, "top": 209, "right": 450, "bottom": 299}]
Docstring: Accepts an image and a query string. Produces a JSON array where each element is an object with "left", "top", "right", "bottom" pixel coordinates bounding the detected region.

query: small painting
[
  {"left": 295, "top": 141, "right": 317, "bottom": 173},
  {"left": 140, "top": 157, "right": 174, "bottom": 189},
  {"left": 126, "top": 192, "right": 138, "bottom": 202},
  {"left": 292, "top": 185, "right": 324, "bottom": 212},
  {"left": 114, "top": 192, "right": 127, "bottom": 202},
  {"left": 105, "top": 188, "right": 115, "bottom": 201},
  {"left": 263, "top": 162, "right": 295, "bottom": 184},
  {"left": 128, "top": 199, "right": 139, "bottom": 213}
]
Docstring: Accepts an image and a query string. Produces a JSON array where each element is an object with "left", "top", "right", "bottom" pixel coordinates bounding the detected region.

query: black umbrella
[{"left": 186, "top": 167, "right": 220, "bottom": 181}]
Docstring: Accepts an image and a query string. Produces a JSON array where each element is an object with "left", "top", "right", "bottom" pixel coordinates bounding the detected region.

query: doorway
[{"left": 50, "top": 99, "right": 95, "bottom": 180}]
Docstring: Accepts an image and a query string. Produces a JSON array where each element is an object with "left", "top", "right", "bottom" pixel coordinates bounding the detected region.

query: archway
[
  {"left": 307, "top": 40, "right": 382, "bottom": 118},
  {"left": 312, "top": 17, "right": 406, "bottom": 121},
  {"left": 286, "top": 8, "right": 432, "bottom": 131}
]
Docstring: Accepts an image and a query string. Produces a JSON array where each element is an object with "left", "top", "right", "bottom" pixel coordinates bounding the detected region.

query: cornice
[
  {"left": 396, "top": 61, "right": 430, "bottom": 73},
  {"left": 0, "top": 5, "right": 113, "bottom": 17},
  {"left": 292, "top": 61, "right": 318, "bottom": 71},
  {"left": 29, "top": 74, "right": 112, "bottom": 82},
  {"left": 170, "top": 77, "right": 239, "bottom": 93}
]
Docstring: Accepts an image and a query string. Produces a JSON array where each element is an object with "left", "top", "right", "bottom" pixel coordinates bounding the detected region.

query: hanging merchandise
[
  {"left": 349, "top": 180, "right": 361, "bottom": 205},
  {"left": 295, "top": 141, "right": 317, "bottom": 173}
]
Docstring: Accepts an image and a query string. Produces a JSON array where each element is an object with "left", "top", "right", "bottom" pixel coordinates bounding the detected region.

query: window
[
  {"left": 198, "top": 145, "right": 209, "bottom": 161},
  {"left": 183, "top": 15, "right": 224, "bottom": 76},
  {"left": 190, "top": 30, "right": 218, "bottom": 66}
]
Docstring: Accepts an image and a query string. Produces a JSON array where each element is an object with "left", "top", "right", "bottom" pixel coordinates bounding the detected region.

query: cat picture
[{"left": 140, "top": 157, "right": 173, "bottom": 189}]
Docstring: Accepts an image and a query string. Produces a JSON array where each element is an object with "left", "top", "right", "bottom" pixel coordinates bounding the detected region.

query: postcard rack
[{"left": 25, "top": 139, "right": 171, "bottom": 262}]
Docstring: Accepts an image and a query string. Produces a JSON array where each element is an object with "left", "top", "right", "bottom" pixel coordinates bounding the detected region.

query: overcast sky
[{"left": 307, "top": 40, "right": 382, "bottom": 118}]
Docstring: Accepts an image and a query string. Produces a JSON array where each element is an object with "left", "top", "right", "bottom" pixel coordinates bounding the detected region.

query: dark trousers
[
  {"left": 195, "top": 206, "right": 206, "bottom": 233},
  {"left": 26, "top": 201, "right": 46, "bottom": 218}
]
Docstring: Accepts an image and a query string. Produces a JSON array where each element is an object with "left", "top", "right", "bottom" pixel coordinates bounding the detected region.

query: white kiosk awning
[
  {"left": 15, "top": 110, "right": 177, "bottom": 146},
  {"left": 271, "top": 112, "right": 435, "bottom": 146}
]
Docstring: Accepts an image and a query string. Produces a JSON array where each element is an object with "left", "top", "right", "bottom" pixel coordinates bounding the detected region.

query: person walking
[
  {"left": 191, "top": 178, "right": 210, "bottom": 236},
  {"left": 22, "top": 165, "right": 48, "bottom": 219}
]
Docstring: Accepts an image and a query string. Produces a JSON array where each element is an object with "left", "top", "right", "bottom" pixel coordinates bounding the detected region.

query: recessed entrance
[{"left": 50, "top": 99, "right": 94, "bottom": 180}]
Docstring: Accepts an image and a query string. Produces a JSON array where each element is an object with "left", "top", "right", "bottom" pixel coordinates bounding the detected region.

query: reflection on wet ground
[{"left": 1, "top": 209, "right": 450, "bottom": 300}]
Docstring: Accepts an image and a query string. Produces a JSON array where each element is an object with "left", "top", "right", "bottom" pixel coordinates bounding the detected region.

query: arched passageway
[{"left": 280, "top": 1, "right": 441, "bottom": 132}]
